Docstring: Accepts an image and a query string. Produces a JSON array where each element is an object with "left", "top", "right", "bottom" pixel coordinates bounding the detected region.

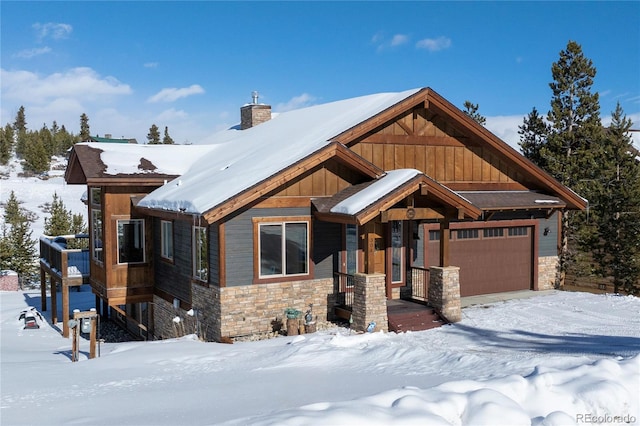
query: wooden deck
[{"left": 387, "top": 299, "right": 446, "bottom": 332}]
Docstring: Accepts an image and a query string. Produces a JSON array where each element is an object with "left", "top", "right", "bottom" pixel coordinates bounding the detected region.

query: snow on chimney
[{"left": 240, "top": 91, "right": 271, "bottom": 130}]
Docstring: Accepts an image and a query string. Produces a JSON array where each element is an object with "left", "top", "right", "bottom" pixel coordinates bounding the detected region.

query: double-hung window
[
  {"left": 161, "top": 220, "right": 174, "bottom": 261},
  {"left": 257, "top": 218, "right": 309, "bottom": 279},
  {"left": 117, "top": 219, "right": 145, "bottom": 264},
  {"left": 193, "top": 226, "right": 208, "bottom": 282}
]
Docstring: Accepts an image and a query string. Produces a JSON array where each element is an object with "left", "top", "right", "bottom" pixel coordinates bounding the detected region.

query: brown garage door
[{"left": 426, "top": 226, "right": 533, "bottom": 297}]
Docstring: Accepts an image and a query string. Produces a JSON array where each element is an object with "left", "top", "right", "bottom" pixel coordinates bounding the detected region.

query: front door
[{"left": 388, "top": 220, "right": 405, "bottom": 298}]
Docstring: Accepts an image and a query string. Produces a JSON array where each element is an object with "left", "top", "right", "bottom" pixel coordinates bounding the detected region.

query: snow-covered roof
[
  {"left": 137, "top": 88, "right": 422, "bottom": 214},
  {"left": 73, "top": 142, "right": 219, "bottom": 177},
  {"left": 330, "top": 169, "right": 422, "bottom": 215}
]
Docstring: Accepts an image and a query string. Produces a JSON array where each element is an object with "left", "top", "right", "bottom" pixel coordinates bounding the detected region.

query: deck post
[
  {"left": 62, "top": 281, "right": 70, "bottom": 338},
  {"left": 428, "top": 266, "right": 461, "bottom": 322},
  {"left": 352, "top": 273, "right": 388, "bottom": 333},
  {"left": 40, "top": 269, "right": 47, "bottom": 312},
  {"left": 51, "top": 277, "right": 57, "bottom": 325}
]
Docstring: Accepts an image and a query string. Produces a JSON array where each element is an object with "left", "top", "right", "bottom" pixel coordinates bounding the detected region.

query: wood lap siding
[
  {"left": 224, "top": 207, "right": 310, "bottom": 287},
  {"left": 154, "top": 218, "right": 193, "bottom": 303}
]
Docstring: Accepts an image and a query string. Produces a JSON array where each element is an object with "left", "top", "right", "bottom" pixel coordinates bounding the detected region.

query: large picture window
[
  {"left": 161, "top": 220, "right": 173, "bottom": 260},
  {"left": 193, "top": 226, "right": 208, "bottom": 281},
  {"left": 117, "top": 219, "right": 145, "bottom": 264},
  {"left": 258, "top": 220, "right": 308, "bottom": 278}
]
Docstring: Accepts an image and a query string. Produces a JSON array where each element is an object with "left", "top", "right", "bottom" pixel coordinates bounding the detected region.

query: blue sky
[{"left": 1, "top": 1, "right": 639, "bottom": 147}]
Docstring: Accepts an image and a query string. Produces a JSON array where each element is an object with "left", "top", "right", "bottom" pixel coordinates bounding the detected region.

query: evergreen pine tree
[
  {"left": 518, "top": 107, "right": 548, "bottom": 168},
  {"left": 462, "top": 101, "right": 486, "bottom": 126},
  {"left": 44, "top": 193, "right": 73, "bottom": 236},
  {"left": 162, "top": 126, "right": 175, "bottom": 144},
  {"left": 0, "top": 224, "right": 14, "bottom": 271},
  {"left": 147, "top": 124, "right": 161, "bottom": 144},
  {"left": 0, "top": 125, "right": 12, "bottom": 165},
  {"left": 3, "top": 191, "right": 26, "bottom": 227},
  {"left": 1, "top": 192, "right": 37, "bottom": 287},
  {"left": 14, "top": 106, "right": 28, "bottom": 158},
  {"left": 79, "top": 113, "right": 91, "bottom": 141},
  {"left": 13, "top": 106, "right": 26, "bottom": 133},
  {"left": 6, "top": 219, "right": 37, "bottom": 287},
  {"left": 536, "top": 41, "right": 603, "bottom": 286},
  {"left": 586, "top": 104, "right": 640, "bottom": 294},
  {"left": 22, "top": 131, "right": 50, "bottom": 174}
]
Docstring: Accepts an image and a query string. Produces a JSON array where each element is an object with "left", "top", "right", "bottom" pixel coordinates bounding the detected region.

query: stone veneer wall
[
  {"left": 352, "top": 273, "right": 388, "bottom": 333},
  {"left": 154, "top": 278, "right": 333, "bottom": 342},
  {"left": 538, "top": 256, "right": 559, "bottom": 290},
  {"left": 428, "top": 266, "right": 461, "bottom": 323},
  {"left": 219, "top": 278, "right": 333, "bottom": 339}
]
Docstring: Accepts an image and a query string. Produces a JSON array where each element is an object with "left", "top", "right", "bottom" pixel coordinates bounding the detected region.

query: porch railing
[
  {"left": 409, "top": 266, "right": 430, "bottom": 301},
  {"left": 39, "top": 234, "right": 90, "bottom": 283},
  {"left": 334, "top": 272, "right": 355, "bottom": 310}
]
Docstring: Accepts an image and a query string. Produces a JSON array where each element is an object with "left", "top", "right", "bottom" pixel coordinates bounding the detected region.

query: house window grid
[
  {"left": 193, "top": 225, "right": 208, "bottom": 282},
  {"left": 161, "top": 220, "right": 174, "bottom": 261},
  {"left": 256, "top": 218, "right": 309, "bottom": 279},
  {"left": 117, "top": 219, "right": 145, "bottom": 264},
  {"left": 456, "top": 229, "right": 479, "bottom": 240},
  {"left": 508, "top": 227, "right": 529, "bottom": 237},
  {"left": 483, "top": 228, "right": 505, "bottom": 238}
]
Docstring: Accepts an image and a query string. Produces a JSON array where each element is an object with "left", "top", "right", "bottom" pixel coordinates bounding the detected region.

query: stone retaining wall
[{"left": 153, "top": 278, "right": 333, "bottom": 342}]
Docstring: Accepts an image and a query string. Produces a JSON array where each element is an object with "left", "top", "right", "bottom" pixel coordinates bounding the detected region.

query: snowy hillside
[
  {"left": 1, "top": 289, "right": 638, "bottom": 425},
  {"left": 0, "top": 155, "right": 87, "bottom": 238}
]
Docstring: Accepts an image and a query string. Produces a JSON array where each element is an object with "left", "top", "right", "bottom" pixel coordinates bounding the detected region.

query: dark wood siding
[{"left": 224, "top": 207, "right": 310, "bottom": 287}]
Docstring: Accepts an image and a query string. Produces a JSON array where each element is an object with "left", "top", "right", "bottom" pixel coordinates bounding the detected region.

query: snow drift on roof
[
  {"left": 330, "top": 169, "right": 422, "bottom": 215},
  {"left": 92, "top": 143, "right": 219, "bottom": 176},
  {"left": 137, "top": 88, "right": 422, "bottom": 214}
]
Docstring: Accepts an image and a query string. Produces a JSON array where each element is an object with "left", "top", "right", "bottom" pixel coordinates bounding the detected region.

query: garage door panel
[{"left": 426, "top": 226, "right": 532, "bottom": 297}]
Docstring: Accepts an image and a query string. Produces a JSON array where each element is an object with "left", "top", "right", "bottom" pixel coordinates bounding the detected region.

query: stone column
[
  {"left": 428, "top": 266, "right": 461, "bottom": 323},
  {"left": 352, "top": 273, "right": 388, "bottom": 333}
]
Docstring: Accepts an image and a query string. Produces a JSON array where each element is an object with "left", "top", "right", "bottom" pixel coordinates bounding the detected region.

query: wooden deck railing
[
  {"left": 409, "top": 266, "right": 430, "bottom": 301},
  {"left": 39, "top": 234, "right": 90, "bottom": 284}
]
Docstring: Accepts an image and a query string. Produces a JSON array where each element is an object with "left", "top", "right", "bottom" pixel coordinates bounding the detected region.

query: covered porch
[{"left": 314, "top": 169, "right": 482, "bottom": 332}]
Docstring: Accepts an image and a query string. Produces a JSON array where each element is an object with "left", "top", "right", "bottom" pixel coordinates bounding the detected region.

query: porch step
[{"left": 387, "top": 300, "right": 446, "bottom": 333}]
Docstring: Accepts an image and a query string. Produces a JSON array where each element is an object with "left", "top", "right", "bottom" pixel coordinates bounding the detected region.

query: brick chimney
[{"left": 240, "top": 91, "right": 271, "bottom": 130}]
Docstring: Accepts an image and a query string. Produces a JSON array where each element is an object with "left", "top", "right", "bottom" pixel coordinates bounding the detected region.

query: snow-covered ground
[
  {"left": 1, "top": 289, "right": 638, "bottom": 425},
  {"left": 0, "top": 156, "right": 87, "bottom": 238}
]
